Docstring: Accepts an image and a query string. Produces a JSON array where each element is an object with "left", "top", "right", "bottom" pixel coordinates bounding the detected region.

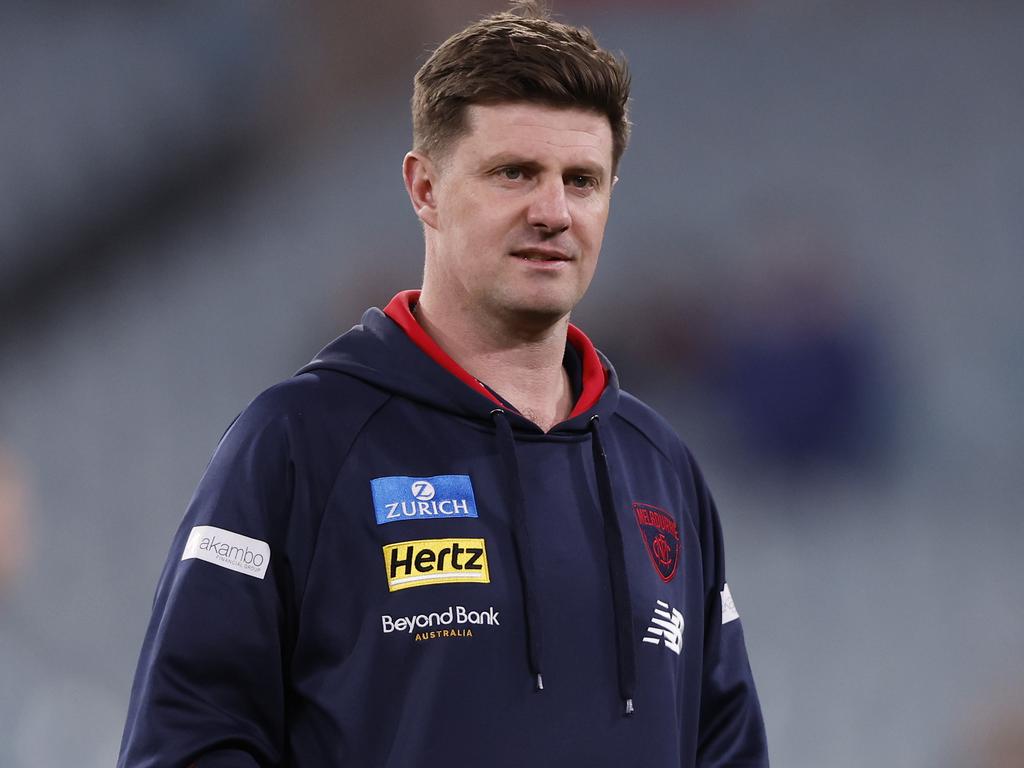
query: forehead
[{"left": 454, "top": 102, "right": 613, "bottom": 170}]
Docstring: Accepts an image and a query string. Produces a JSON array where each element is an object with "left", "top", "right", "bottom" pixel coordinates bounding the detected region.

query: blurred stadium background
[{"left": 1, "top": 1, "right": 1022, "bottom": 765}]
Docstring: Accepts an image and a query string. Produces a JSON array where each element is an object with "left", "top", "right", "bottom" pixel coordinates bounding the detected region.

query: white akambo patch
[
  {"left": 721, "top": 583, "right": 740, "bottom": 624},
  {"left": 182, "top": 525, "right": 270, "bottom": 579}
]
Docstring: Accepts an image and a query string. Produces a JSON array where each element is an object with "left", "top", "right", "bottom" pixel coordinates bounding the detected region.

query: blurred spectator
[
  {"left": 717, "top": 222, "right": 885, "bottom": 472},
  {"left": 957, "top": 692, "right": 1024, "bottom": 768},
  {"left": 0, "top": 446, "right": 28, "bottom": 596}
]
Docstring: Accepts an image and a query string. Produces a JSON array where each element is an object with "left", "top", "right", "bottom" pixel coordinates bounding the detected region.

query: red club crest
[
  {"left": 633, "top": 502, "right": 680, "bottom": 582},
  {"left": 652, "top": 534, "right": 672, "bottom": 566}
]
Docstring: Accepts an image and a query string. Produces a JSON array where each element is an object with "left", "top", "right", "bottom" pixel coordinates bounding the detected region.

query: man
[{"left": 118, "top": 3, "right": 768, "bottom": 766}]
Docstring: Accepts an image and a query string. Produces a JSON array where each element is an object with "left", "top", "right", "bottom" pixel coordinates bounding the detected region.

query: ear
[{"left": 403, "top": 151, "right": 440, "bottom": 230}]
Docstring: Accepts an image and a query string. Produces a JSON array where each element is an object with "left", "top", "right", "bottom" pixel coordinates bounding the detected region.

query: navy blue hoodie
[{"left": 118, "top": 290, "right": 768, "bottom": 767}]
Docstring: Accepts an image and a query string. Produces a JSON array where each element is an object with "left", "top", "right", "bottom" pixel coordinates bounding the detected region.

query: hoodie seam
[
  {"left": 611, "top": 410, "right": 683, "bottom": 476},
  {"left": 612, "top": 409, "right": 703, "bottom": 518},
  {"left": 295, "top": 383, "right": 394, "bottom": 610},
  {"left": 612, "top": 409, "right": 710, "bottom": 586}
]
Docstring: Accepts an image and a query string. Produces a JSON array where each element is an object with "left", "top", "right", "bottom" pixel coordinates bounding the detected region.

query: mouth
[{"left": 510, "top": 248, "right": 572, "bottom": 262}]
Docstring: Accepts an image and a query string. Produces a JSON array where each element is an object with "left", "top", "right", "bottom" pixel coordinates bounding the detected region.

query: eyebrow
[{"left": 481, "top": 154, "right": 609, "bottom": 181}]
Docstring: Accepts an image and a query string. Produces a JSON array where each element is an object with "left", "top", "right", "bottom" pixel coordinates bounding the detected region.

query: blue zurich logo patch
[{"left": 371, "top": 475, "right": 479, "bottom": 525}]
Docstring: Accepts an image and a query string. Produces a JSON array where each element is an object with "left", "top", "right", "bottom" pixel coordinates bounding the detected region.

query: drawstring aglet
[
  {"left": 535, "top": 673, "right": 544, "bottom": 692},
  {"left": 624, "top": 698, "right": 634, "bottom": 716}
]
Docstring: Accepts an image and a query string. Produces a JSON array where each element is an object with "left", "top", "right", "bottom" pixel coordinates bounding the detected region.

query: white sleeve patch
[
  {"left": 721, "top": 583, "right": 740, "bottom": 624},
  {"left": 182, "top": 525, "right": 271, "bottom": 579}
]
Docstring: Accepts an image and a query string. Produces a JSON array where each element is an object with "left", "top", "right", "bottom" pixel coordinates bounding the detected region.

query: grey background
[{"left": 1, "top": 1, "right": 1021, "bottom": 766}]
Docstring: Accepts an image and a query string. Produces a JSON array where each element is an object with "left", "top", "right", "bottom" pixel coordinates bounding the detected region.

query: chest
[{"left": 306, "top": 408, "right": 704, "bottom": 653}]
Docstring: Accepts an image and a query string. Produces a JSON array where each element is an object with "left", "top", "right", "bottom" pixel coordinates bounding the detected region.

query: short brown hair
[{"left": 412, "top": 1, "right": 631, "bottom": 172}]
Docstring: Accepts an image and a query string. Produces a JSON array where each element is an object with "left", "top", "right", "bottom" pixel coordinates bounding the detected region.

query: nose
[{"left": 526, "top": 177, "right": 571, "bottom": 234}]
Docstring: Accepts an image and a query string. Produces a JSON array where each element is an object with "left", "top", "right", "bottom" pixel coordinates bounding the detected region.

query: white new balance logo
[{"left": 643, "top": 600, "right": 684, "bottom": 655}]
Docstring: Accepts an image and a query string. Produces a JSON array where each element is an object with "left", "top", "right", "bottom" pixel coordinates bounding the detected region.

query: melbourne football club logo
[{"left": 633, "top": 502, "right": 680, "bottom": 582}]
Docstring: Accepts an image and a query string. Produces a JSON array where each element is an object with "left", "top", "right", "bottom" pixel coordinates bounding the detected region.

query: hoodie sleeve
[
  {"left": 692, "top": 460, "right": 770, "bottom": 768},
  {"left": 118, "top": 396, "right": 303, "bottom": 768}
]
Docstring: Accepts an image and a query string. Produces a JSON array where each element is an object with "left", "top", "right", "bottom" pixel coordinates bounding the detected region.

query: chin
[{"left": 497, "top": 295, "right": 577, "bottom": 327}]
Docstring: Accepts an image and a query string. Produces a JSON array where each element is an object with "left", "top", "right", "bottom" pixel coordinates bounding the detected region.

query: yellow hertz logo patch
[{"left": 382, "top": 538, "right": 490, "bottom": 592}]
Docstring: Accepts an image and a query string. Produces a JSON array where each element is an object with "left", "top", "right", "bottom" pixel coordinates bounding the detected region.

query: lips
[{"left": 511, "top": 248, "right": 572, "bottom": 261}]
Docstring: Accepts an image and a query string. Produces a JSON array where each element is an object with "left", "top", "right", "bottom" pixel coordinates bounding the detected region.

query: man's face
[{"left": 414, "top": 102, "right": 615, "bottom": 327}]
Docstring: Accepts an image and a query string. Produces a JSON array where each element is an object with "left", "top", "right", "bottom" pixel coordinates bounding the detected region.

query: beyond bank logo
[
  {"left": 371, "top": 474, "right": 479, "bottom": 525},
  {"left": 381, "top": 605, "right": 500, "bottom": 642}
]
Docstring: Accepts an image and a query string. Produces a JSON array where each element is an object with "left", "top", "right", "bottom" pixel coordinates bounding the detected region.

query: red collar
[{"left": 383, "top": 289, "right": 607, "bottom": 419}]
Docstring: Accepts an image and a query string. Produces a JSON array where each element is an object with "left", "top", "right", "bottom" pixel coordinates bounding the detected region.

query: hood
[{"left": 298, "top": 289, "right": 621, "bottom": 435}]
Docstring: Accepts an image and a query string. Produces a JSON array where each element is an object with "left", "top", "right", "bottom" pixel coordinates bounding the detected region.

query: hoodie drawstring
[
  {"left": 491, "top": 409, "right": 545, "bottom": 692},
  {"left": 490, "top": 408, "right": 636, "bottom": 716},
  {"left": 590, "top": 415, "right": 637, "bottom": 716}
]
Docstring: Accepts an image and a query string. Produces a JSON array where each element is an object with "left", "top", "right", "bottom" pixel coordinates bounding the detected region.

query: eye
[
  {"left": 498, "top": 166, "right": 524, "bottom": 181},
  {"left": 568, "top": 174, "right": 597, "bottom": 190}
]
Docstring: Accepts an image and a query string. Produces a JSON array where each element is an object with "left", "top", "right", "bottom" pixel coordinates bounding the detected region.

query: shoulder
[
  {"left": 611, "top": 389, "right": 716, "bottom": 511},
  {"left": 612, "top": 389, "right": 695, "bottom": 468},
  {"left": 218, "top": 369, "right": 392, "bottom": 464},
  {"left": 243, "top": 369, "right": 390, "bottom": 426}
]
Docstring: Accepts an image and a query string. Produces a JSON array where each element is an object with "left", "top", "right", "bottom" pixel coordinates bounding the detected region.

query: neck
[{"left": 414, "top": 292, "right": 574, "bottom": 432}]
